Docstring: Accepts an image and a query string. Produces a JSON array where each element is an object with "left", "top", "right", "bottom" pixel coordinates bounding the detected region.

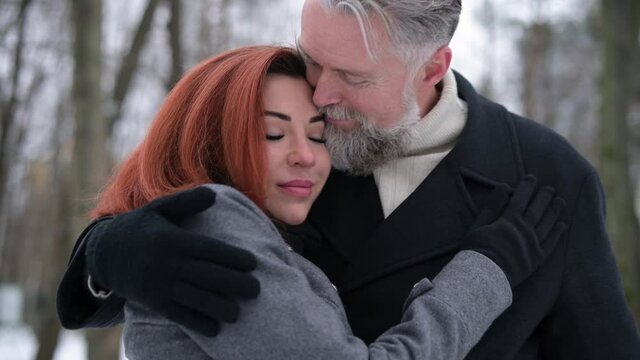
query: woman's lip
[
  {"left": 281, "top": 179, "right": 313, "bottom": 187},
  {"left": 278, "top": 180, "right": 314, "bottom": 197}
]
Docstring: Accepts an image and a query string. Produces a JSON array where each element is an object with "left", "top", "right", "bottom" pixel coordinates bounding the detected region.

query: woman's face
[{"left": 263, "top": 74, "right": 331, "bottom": 225}]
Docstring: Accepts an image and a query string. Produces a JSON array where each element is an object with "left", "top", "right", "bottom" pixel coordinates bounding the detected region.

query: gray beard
[{"left": 322, "top": 104, "right": 420, "bottom": 176}]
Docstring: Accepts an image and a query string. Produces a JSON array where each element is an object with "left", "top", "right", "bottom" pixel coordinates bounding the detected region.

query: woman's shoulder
[
  {"left": 184, "top": 184, "right": 279, "bottom": 238},
  {"left": 178, "top": 184, "right": 289, "bottom": 263}
]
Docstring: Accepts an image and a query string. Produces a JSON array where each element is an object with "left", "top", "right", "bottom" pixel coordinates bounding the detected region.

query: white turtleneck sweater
[{"left": 373, "top": 70, "right": 468, "bottom": 218}]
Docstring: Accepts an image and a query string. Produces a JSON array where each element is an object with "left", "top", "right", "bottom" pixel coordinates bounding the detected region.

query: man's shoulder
[
  {"left": 463, "top": 81, "right": 596, "bottom": 182},
  {"left": 507, "top": 111, "right": 595, "bottom": 178}
]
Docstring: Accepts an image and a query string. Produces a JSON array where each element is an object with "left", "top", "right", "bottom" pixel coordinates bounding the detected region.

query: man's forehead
[
  {"left": 299, "top": 0, "right": 393, "bottom": 65},
  {"left": 297, "top": 36, "right": 375, "bottom": 78}
]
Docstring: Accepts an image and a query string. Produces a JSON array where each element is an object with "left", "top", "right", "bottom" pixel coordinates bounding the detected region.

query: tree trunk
[
  {"left": 598, "top": 0, "right": 640, "bottom": 326},
  {"left": 166, "top": 0, "right": 184, "bottom": 90},
  {"left": 71, "top": 0, "right": 108, "bottom": 210},
  {"left": 34, "top": 316, "right": 62, "bottom": 360},
  {"left": 519, "top": 21, "right": 554, "bottom": 127},
  {"left": 0, "top": 0, "right": 33, "bottom": 246},
  {"left": 71, "top": 0, "right": 121, "bottom": 358},
  {"left": 33, "top": 162, "right": 72, "bottom": 360}
]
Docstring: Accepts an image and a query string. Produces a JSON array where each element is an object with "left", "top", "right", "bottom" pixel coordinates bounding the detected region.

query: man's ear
[
  {"left": 413, "top": 46, "right": 452, "bottom": 116},
  {"left": 418, "top": 45, "right": 452, "bottom": 88}
]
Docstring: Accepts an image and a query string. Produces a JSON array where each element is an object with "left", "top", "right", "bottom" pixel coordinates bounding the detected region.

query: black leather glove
[
  {"left": 85, "top": 186, "right": 260, "bottom": 336},
  {"left": 462, "top": 175, "right": 567, "bottom": 288}
]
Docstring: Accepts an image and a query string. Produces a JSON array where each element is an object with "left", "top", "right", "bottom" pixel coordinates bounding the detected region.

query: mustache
[{"left": 320, "top": 105, "right": 367, "bottom": 124}]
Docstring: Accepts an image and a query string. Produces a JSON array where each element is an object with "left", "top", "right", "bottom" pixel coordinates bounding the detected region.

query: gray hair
[{"left": 322, "top": 0, "right": 462, "bottom": 70}]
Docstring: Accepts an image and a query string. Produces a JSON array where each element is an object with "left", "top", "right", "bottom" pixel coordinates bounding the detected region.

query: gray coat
[{"left": 123, "top": 184, "right": 511, "bottom": 360}]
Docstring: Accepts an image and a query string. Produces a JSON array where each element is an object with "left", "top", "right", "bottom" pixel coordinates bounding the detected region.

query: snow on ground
[{"left": 0, "top": 326, "right": 127, "bottom": 360}]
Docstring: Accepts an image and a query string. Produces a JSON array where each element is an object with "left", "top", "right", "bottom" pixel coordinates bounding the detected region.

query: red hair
[{"left": 91, "top": 46, "right": 306, "bottom": 218}]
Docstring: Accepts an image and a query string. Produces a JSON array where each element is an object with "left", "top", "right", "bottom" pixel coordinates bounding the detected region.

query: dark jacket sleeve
[
  {"left": 541, "top": 171, "right": 640, "bottom": 358},
  {"left": 56, "top": 217, "right": 125, "bottom": 329}
]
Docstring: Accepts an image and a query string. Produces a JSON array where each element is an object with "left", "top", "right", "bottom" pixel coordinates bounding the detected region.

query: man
[{"left": 58, "top": 1, "right": 640, "bottom": 358}]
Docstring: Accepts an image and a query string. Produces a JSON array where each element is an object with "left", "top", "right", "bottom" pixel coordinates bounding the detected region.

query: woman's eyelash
[
  {"left": 309, "top": 137, "right": 326, "bottom": 144},
  {"left": 266, "top": 134, "right": 326, "bottom": 144}
]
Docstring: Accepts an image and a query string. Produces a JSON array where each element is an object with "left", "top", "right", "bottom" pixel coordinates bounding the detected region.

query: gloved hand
[
  {"left": 462, "top": 175, "right": 567, "bottom": 288},
  {"left": 85, "top": 186, "right": 260, "bottom": 336}
]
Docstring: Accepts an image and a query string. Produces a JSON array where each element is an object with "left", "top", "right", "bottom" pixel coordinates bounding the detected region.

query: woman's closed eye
[
  {"left": 266, "top": 134, "right": 284, "bottom": 141},
  {"left": 308, "top": 136, "right": 326, "bottom": 144},
  {"left": 266, "top": 133, "right": 326, "bottom": 144}
]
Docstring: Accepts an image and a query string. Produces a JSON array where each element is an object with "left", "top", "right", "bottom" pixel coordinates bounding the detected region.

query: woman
[{"left": 91, "top": 46, "right": 562, "bottom": 359}]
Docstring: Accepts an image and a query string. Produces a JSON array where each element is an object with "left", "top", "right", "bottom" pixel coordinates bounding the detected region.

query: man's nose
[
  {"left": 287, "top": 138, "right": 316, "bottom": 167},
  {"left": 312, "top": 72, "right": 342, "bottom": 107}
]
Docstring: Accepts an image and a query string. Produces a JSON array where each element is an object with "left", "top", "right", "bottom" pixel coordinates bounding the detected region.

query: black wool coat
[{"left": 288, "top": 72, "right": 640, "bottom": 359}]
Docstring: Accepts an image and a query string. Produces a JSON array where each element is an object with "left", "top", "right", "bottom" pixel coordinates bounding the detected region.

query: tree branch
[{"left": 108, "top": 0, "right": 161, "bottom": 132}]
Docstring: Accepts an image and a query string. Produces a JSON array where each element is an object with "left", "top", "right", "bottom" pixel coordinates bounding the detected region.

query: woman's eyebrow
[
  {"left": 266, "top": 111, "right": 324, "bottom": 123},
  {"left": 264, "top": 110, "right": 290, "bottom": 121}
]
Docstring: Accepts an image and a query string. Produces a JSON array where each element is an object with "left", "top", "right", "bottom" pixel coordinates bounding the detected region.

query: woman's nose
[{"left": 287, "top": 139, "right": 316, "bottom": 167}]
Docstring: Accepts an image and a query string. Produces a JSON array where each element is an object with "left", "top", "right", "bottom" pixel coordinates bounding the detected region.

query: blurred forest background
[{"left": 0, "top": 0, "right": 638, "bottom": 358}]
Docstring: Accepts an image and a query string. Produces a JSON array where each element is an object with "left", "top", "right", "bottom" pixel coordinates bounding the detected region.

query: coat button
[{"left": 287, "top": 245, "right": 294, "bottom": 252}]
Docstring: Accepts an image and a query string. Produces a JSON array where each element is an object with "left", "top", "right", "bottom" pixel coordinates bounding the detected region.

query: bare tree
[
  {"left": 68, "top": 0, "right": 126, "bottom": 358},
  {"left": 0, "top": 0, "right": 34, "bottom": 243},
  {"left": 598, "top": 0, "right": 640, "bottom": 325},
  {"left": 108, "top": 0, "right": 161, "bottom": 131},
  {"left": 476, "top": 0, "right": 497, "bottom": 98},
  {"left": 518, "top": 20, "right": 554, "bottom": 126},
  {"left": 166, "top": 0, "right": 184, "bottom": 90},
  {"left": 33, "top": 106, "right": 75, "bottom": 360}
]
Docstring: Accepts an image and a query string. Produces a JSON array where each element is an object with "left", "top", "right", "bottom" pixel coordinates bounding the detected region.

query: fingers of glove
[
  {"left": 177, "top": 261, "right": 260, "bottom": 299},
  {"left": 163, "top": 303, "right": 221, "bottom": 337},
  {"left": 541, "top": 221, "right": 567, "bottom": 255},
  {"left": 505, "top": 175, "right": 538, "bottom": 216},
  {"left": 172, "top": 283, "right": 241, "bottom": 323},
  {"left": 174, "top": 232, "right": 258, "bottom": 272},
  {"left": 470, "top": 184, "right": 512, "bottom": 229},
  {"left": 150, "top": 187, "right": 217, "bottom": 222},
  {"left": 490, "top": 183, "right": 513, "bottom": 213},
  {"left": 535, "top": 197, "right": 566, "bottom": 240},
  {"left": 523, "top": 186, "right": 555, "bottom": 226},
  {"left": 470, "top": 208, "right": 497, "bottom": 230}
]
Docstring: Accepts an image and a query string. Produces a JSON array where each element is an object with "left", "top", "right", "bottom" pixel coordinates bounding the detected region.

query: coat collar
[{"left": 450, "top": 71, "right": 525, "bottom": 184}]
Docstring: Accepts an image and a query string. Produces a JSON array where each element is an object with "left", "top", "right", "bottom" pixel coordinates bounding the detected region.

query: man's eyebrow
[
  {"left": 296, "top": 42, "right": 316, "bottom": 63},
  {"left": 297, "top": 41, "right": 368, "bottom": 78},
  {"left": 265, "top": 111, "right": 291, "bottom": 121}
]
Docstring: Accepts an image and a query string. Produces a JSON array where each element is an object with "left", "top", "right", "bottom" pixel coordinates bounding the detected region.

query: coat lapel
[
  {"left": 339, "top": 154, "right": 476, "bottom": 291},
  {"left": 305, "top": 170, "right": 384, "bottom": 262}
]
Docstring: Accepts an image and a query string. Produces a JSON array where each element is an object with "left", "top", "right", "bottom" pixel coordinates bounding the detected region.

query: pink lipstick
[{"left": 278, "top": 180, "right": 313, "bottom": 197}]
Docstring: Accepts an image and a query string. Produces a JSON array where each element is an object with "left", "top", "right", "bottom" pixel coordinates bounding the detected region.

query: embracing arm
[
  {"left": 125, "top": 250, "right": 510, "bottom": 360},
  {"left": 56, "top": 217, "right": 125, "bottom": 329},
  {"left": 125, "top": 181, "right": 560, "bottom": 360},
  {"left": 56, "top": 188, "right": 260, "bottom": 335}
]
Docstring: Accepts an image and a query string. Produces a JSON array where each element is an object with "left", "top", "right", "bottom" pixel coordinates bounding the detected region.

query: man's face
[
  {"left": 299, "top": 0, "right": 417, "bottom": 131},
  {"left": 298, "top": 0, "right": 426, "bottom": 174}
]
